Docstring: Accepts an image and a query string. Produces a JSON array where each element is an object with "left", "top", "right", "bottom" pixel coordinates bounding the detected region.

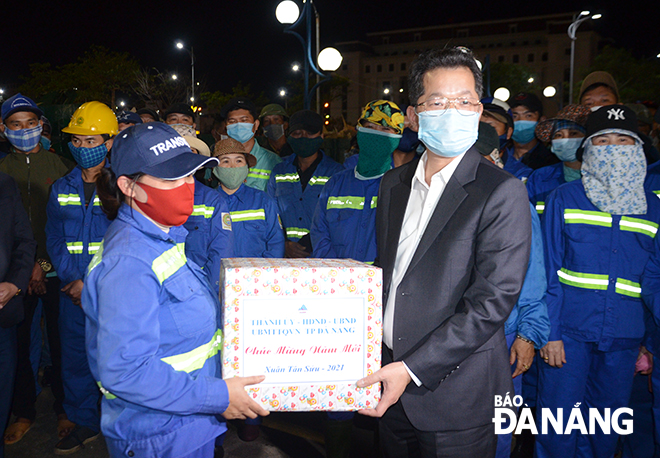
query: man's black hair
[
  {"left": 408, "top": 47, "right": 483, "bottom": 106},
  {"left": 580, "top": 83, "right": 618, "bottom": 102}
]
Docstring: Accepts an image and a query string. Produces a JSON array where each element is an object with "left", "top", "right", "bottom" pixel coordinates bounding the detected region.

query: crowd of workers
[{"left": 0, "top": 45, "right": 660, "bottom": 458}]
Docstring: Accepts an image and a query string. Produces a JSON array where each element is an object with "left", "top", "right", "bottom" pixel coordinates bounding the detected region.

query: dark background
[{"left": 2, "top": 0, "right": 657, "bottom": 101}]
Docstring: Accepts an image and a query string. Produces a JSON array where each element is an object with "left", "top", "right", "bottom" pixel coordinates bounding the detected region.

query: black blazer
[
  {"left": 0, "top": 172, "right": 37, "bottom": 328},
  {"left": 376, "top": 148, "right": 532, "bottom": 431}
]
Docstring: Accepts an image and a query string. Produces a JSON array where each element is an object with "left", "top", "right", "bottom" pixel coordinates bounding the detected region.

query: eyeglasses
[{"left": 415, "top": 97, "right": 481, "bottom": 115}]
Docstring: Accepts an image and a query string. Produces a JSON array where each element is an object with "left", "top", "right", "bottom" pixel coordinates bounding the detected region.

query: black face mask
[{"left": 287, "top": 136, "right": 323, "bottom": 158}]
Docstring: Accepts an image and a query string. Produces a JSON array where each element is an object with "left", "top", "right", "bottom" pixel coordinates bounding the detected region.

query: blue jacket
[
  {"left": 526, "top": 162, "right": 565, "bottom": 216},
  {"left": 267, "top": 151, "right": 343, "bottom": 242},
  {"left": 46, "top": 166, "right": 111, "bottom": 285},
  {"left": 311, "top": 168, "right": 380, "bottom": 263},
  {"left": 184, "top": 181, "right": 234, "bottom": 294},
  {"left": 217, "top": 184, "right": 285, "bottom": 258},
  {"left": 82, "top": 205, "right": 228, "bottom": 458},
  {"left": 503, "top": 146, "right": 534, "bottom": 183},
  {"left": 644, "top": 160, "right": 660, "bottom": 197},
  {"left": 544, "top": 180, "right": 660, "bottom": 350},
  {"left": 503, "top": 203, "right": 550, "bottom": 348}
]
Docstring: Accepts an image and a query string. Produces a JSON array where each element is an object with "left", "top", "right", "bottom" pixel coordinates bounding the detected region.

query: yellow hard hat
[{"left": 62, "top": 101, "right": 119, "bottom": 136}]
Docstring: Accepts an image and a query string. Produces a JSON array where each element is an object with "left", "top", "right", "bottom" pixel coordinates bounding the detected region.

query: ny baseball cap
[
  {"left": 1, "top": 93, "right": 43, "bottom": 121},
  {"left": 111, "top": 122, "right": 218, "bottom": 180}
]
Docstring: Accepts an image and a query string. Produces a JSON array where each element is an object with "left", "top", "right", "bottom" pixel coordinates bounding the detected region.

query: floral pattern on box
[{"left": 221, "top": 258, "right": 382, "bottom": 411}]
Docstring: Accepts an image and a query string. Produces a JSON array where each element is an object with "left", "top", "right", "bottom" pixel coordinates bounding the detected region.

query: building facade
[{"left": 332, "top": 13, "right": 604, "bottom": 123}]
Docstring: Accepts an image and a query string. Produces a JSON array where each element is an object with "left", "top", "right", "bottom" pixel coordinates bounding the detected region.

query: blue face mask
[
  {"left": 563, "top": 164, "right": 581, "bottom": 183},
  {"left": 40, "top": 137, "right": 51, "bottom": 151},
  {"left": 551, "top": 138, "right": 583, "bottom": 163},
  {"left": 396, "top": 128, "right": 419, "bottom": 153},
  {"left": 4, "top": 125, "right": 43, "bottom": 152},
  {"left": 417, "top": 109, "right": 480, "bottom": 157},
  {"left": 68, "top": 142, "right": 108, "bottom": 169},
  {"left": 227, "top": 122, "right": 255, "bottom": 143},
  {"left": 512, "top": 120, "right": 537, "bottom": 144}
]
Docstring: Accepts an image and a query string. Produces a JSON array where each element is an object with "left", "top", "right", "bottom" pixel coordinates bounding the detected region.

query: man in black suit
[
  {"left": 357, "top": 47, "right": 532, "bottom": 457},
  {"left": 0, "top": 171, "right": 37, "bottom": 458}
]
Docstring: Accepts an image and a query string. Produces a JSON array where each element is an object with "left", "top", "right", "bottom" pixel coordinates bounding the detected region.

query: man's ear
[
  {"left": 105, "top": 138, "right": 114, "bottom": 150},
  {"left": 506, "top": 126, "right": 514, "bottom": 140},
  {"left": 253, "top": 119, "right": 260, "bottom": 132},
  {"left": 406, "top": 106, "right": 419, "bottom": 132}
]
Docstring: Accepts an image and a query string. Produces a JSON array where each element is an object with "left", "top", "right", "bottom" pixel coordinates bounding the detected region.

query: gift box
[{"left": 221, "top": 258, "right": 382, "bottom": 412}]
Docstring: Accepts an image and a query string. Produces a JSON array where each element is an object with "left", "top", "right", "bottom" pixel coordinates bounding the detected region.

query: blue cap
[
  {"left": 111, "top": 123, "right": 218, "bottom": 180},
  {"left": 1, "top": 93, "right": 43, "bottom": 121},
  {"left": 117, "top": 111, "right": 143, "bottom": 125}
]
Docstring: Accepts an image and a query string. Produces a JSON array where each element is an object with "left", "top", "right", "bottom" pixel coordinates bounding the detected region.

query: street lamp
[
  {"left": 172, "top": 74, "right": 178, "bottom": 81},
  {"left": 276, "top": 0, "right": 343, "bottom": 111},
  {"left": 568, "top": 11, "right": 602, "bottom": 103},
  {"left": 494, "top": 87, "right": 510, "bottom": 102},
  {"left": 279, "top": 88, "right": 288, "bottom": 110},
  {"left": 527, "top": 77, "right": 535, "bottom": 84},
  {"left": 175, "top": 41, "right": 195, "bottom": 102},
  {"left": 120, "top": 101, "right": 126, "bottom": 107},
  {"left": 543, "top": 86, "right": 557, "bottom": 98},
  {"left": 292, "top": 63, "right": 300, "bottom": 72}
]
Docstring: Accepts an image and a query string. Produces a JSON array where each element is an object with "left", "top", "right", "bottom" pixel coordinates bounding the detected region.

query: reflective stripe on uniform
[
  {"left": 88, "top": 242, "right": 102, "bottom": 254},
  {"left": 161, "top": 329, "right": 223, "bottom": 373},
  {"left": 564, "top": 209, "right": 612, "bottom": 227},
  {"left": 152, "top": 243, "right": 187, "bottom": 284},
  {"left": 557, "top": 267, "right": 609, "bottom": 290},
  {"left": 87, "top": 241, "right": 105, "bottom": 274},
  {"left": 230, "top": 209, "right": 266, "bottom": 222},
  {"left": 66, "top": 242, "right": 84, "bottom": 254},
  {"left": 327, "top": 196, "right": 366, "bottom": 210},
  {"left": 275, "top": 173, "right": 300, "bottom": 183},
  {"left": 58, "top": 194, "right": 82, "bottom": 206},
  {"left": 620, "top": 216, "right": 658, "bottom": 238},
  {"left": 615, "top": 278, "right": 642, "bottom": 298},
  {"left": 536, "top": 202, "right": 545, "bottom": 214},
  {"left": 370, "top": 196, "right": 378, "bottom": 209},
  {"left": 191, "top": 205, "right": 215, "bottom": 219},
  {"left": 97, "top": 381, "right": 117, "bottom": 400},
  {"left": 286, "top": 227, "right": 310, "bottom": 239},
  {"left": 308, "top": 176, "right": 330, "bottom": 186},
  {"left": 93, "top": 196, "right": 101, "bottom": 206},
  {"left": 248, "top": 169, "right": 271, "bottom": 180}
]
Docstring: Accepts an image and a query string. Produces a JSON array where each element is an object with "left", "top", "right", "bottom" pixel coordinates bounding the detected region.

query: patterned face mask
[
  {"left": 4, "top": 124, "right": 43, "bottom": 152},
  {"left": 581, "top": 142, "right": 647, "bottom": 215}
]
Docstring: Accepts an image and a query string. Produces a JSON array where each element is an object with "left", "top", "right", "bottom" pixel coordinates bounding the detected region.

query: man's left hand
[
  {"left": 61, "top": 280, "right": 84, "bottom": 307},
  {"left": 0, "top": 282, "right": 19, "bottom": 309},
  {"left": 510, "top": 338, "right": 535, "bottom": 378},
  {"left": 356, "top": 362, "right": 412, "bottom": 417}
]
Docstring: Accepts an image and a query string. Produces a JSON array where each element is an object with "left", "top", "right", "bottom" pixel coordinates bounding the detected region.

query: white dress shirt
[{"left": 383, "top": 151, "right": 467, "bottom": 383}]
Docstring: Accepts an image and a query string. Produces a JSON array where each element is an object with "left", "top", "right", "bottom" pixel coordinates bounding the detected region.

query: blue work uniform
[
  {"left": 644, "top": 160, "right": 660, "bottom": 197},
  {"left": 184, "top": 181, "right": 234, "bottom": 295},
  {"left": 245, "top": 142, "right": 282, "bottom": 192},
  {"left": 267, "top": 151, "right": 343, "bottom": 243},
  {"left": 535, "top": 180, "right": 660, "bottom": 458},
  {"left": 502, "top": 147, "right": 534, "bottom": 183},
  {"left": 82, "top": 205, "right": 229, "bottom": 458},
  {"left": 526, "top": 162, "right": 565, "bottom": 216},
  {"left": 311, "top": 168, "right": 380, "bottom": 264},
  {"left": 495, "top": 203, "right": 549, "bottom": 458},
  {"left": 217, "top": 184, "right": 284, "bottom": 258},
  {"left": 45, "top": 165, "right": 111, "bottom": 432}
]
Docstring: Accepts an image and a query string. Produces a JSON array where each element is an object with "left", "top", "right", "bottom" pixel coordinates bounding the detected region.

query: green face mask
[
  {"left": 356, "top": 126, "right": 401, "bottom": 178},
  {"left": 287, "top": 136, "right": 324, "bottom": 158},
  {"left": 213, "top": 165, "right": 249, "bottom": 190}
]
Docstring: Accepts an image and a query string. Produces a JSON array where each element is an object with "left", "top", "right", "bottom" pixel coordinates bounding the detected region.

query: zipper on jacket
[{"left": 26, "top": 154, "right": 31, "bottom": 222}]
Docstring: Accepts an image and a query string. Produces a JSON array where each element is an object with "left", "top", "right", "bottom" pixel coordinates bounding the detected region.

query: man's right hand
[
  {"left": 540, "top": 340, "right": 566, "bottom": 368},
  {"left": 285, "top": 241, "right": 310, "bottom": 258},
  {"left": 28, "top": 262, "right": 47, "bottom": 296},
  {"left": 222, "top": 375, "right": 270, "bottom": 420}
]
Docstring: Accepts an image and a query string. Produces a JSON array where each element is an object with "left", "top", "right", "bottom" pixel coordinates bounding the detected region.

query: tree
[
  {"left": 487, "top": 62, "right": 540, "bottom": 98},
  {"left": 201, "top": 82, "right": 269, "bottom": 114},
  {"left": 578, "top": 46, "right": 660, "bottom": 103},
  {"left": 132, "top": 68, "right": 192, "bottom": 111},
  {"left": 19, "top": 46, "right": 140, "bottom": 106}
]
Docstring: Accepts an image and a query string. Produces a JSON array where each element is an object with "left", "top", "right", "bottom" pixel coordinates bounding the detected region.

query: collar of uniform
[
  {"left": 412, "top": 150, "right": 467, "bottom": 190},
  {"left": 218, "top": 183, "right": 247, "bottom": 204},
  {"left": 248, "top": 141, "right": 266, "bottom": 161},
  {"left": 117, "top": 204, "right": 188, "bottom": 243}
]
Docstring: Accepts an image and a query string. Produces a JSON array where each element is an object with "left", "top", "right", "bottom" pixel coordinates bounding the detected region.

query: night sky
[{"left": 3, "top": 0, "right": 657, "bottom": 103}]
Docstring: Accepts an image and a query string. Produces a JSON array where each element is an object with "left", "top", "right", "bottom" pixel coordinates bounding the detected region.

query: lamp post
[
  {"left": 568, "top": 11, "right": 601, "bottom": 103},
  {"left": 276, "top": 0, "right": 342, "bottom": 111},
  {"left": 176, "top": 41, "right": 195, "bottom": 102},
  {"left": 279, "top": 88, "right": 288, "bottom": 110}
]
